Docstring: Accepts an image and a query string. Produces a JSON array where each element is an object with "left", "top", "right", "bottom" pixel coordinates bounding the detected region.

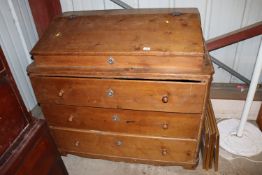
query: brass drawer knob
[
  {"left": 68, "top": 114, "right": 74, "bottom": 122},
  {"left": 161, "top": 123, "right": 169, "bottom": 130},
  {"left": 162, "top": 96, "right": 168, "bottom": 103},
  {"left": 115, "top": 140, "right": 123, "bottom": 146},
  {"left": 107, "top": 56, "right": 114, "bottom": 64},
  {"left": 112, "top": 114, "right": 120, "bottom": 122},
  {"left": 58, "top": 89, "right": 64, "bottom": 97},
  {"left": 161, "top": 148, "right": 168, "bottom": 156},
  {"left": 107, "top": 88, "right": 114, "bottom": 97},
  {"left": 75, "top": 141, "right": 80, "bottom": 147}
]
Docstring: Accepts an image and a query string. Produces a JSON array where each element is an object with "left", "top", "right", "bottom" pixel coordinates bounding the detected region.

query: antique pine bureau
[{"left": 28, "top": 8, "right": 213, "bottom": 169}]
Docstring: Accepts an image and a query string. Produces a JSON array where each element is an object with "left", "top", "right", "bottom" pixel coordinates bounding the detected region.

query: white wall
[
  {"left": 0, "top": 0, "right": 38, "bottom": 110},
  {"left": 61, "top": 0, "right": 262, "bottom": 83}
]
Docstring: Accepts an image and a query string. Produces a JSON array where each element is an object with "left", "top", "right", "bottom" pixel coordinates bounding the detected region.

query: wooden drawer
[
  {"left": 31, "top": 77, "right": 206, "bottom": 113},
  {"left": 42, "top": 104, "right": 201, "bottom": 139},
  {"left": 34, "top": 55, "right": 203, "bottom": 71},
  {"left": 51, "top": 128, "right": 197, "bottom": 164}
]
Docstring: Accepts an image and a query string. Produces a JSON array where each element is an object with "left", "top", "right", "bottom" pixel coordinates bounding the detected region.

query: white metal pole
[{"left": 237, "top": 41, "right": 262, "bottom": 137}]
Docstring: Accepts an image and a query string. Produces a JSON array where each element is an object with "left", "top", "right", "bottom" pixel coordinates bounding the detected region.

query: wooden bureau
[{"left": 28, "top": 8, "right": 213, "bottom": 169}]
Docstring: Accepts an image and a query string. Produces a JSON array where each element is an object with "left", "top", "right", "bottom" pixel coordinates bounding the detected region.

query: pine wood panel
[
  {"left": 42, "top": 104, "right": 201, "bottom": 138},
  {"left": 31, "top": 9, "right": 204, "bottom": 57},
  {"left": 51, "top": 127, "right": 197, "bottom": 164},
  {"left": 174, "top": 0, "right": 208, "bottom": 31},
  {"left": 34, "top": 55, "right": 203, "bottom": 71},
  {"left": 28, "top": 8, "right": 211, "bottom": 168},
  {"left": 28, "top": 58, "right": 213, "bottom": 81},
  {"left": 31, "top": 77, "right": 206, "bottom": 113}
]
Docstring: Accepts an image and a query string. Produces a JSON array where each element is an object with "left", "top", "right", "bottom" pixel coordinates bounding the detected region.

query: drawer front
[
  {"left": 42, "top": 104, "right": 201, "bottom": 139},
  {"left": 51, "top": 128, "right": 197, "bottom": 163},
  {"left": 31, "top": 77, "right": 206, "bottom": 113},
  {"left": 34, "top": 55, "right": 203, "bottom": 71}
]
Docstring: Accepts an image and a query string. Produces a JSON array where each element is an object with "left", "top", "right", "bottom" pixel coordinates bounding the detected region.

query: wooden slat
[
  {"left": 210, "top": 103, "right": 219, "bottom": 172},
  {"left": 203, "top": 101, "right": 215, "bottom": 170},
  {"left": 206, "top": 21, "right": 262, "bottom": 51},
  {"left": 201, "top": 99, "right": 219, "bottom": 171},
  {"left": 257, "top": 105, "right": 262, "bottom": 131},
  {"left": 201, "top": 114, "right": 210, "bottom": 170}
]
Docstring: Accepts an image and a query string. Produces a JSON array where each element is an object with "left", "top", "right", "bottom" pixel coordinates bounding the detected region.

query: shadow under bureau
[{"left": 28, "top": 8, "right": 214, "bottom": 169}]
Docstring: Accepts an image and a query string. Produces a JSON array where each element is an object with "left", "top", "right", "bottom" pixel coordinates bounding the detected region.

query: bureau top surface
[{"left": 31, "top": 8, "right": 204, "bottom": 57}]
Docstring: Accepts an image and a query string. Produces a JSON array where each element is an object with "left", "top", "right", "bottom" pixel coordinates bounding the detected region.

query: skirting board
[{"left": 211, "top": 99, "right": 261, "bottom": 120}]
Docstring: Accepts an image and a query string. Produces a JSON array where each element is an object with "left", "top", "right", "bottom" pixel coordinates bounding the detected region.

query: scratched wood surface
[
  {"left": 28, "top": 9, "right": 212, "bottom": 169},
  {"left": 51, "top": 127, "right": 197, "bottom": 165},
  {"left": 31, "top": 9, "right": 204, "bottom": 57},
  {"left": 42, "top": 104, "right": 201, "bottom": 139},
  {"left": 30, "top": 76, "right": 207, "bottom": 113}
]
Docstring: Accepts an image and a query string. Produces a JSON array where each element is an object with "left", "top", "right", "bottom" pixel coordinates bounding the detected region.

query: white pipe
[{"left": 237, "top": 41, "right": 262, "bottom": 137}]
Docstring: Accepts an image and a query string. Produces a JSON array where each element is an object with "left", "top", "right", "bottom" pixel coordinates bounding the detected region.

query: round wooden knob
[
  {"left": 161, "top": 148, "right": 168, "bottom": 156},
  {"left": 75, "top": 141, "right": 80, "bottom": 147},
  {"left": 68, "top": 114, "right": 74, "bottom": 122},
  {"left": 162, "top": 123, "right": 169, "bottom": 130},
  {"left": 162, "top": 96, "right": 168, "bottom": 103},
  {"left": 58, "top": 89, "right": 64, "bottom": 97}
]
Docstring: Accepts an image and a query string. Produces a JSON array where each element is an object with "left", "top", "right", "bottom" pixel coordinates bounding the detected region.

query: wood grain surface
[
  {"left": 34, "top": 55, "right": 203, "bottom": 71},
  {"left": 27, "top": 8, "right": 213, "bottom": 168},
  {"left": 31, "top": 77, "right": 206, "bottom": 113},
  {"left": 51, "top": 127, "right": 197, "bottom": 164},
  {"left": 31, "top": 9, "right": 204, "bottom": 57},
  {"left": 42, "top": 104, "right": 201, "bottom": 139}
]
